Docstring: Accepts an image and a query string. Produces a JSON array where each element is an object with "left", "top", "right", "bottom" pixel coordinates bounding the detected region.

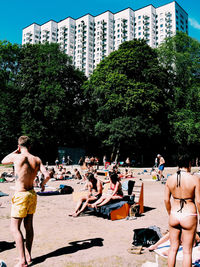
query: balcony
[
  {"left": 165, "top": 18, "right": 172, "bottom": 23},
  {"left": 166, "top": 30, "right": 173, "bottom": 35},
  {"left": 144, "top": 32, "right": 150, "bottom": 37},
  {"left": 143, "top": 20, "right": 150, "bottom": 25},
  {"left": 144, "top": 26, "right": 150, "bottom": 31},
  {"left": 166, "top": 23, "right": 172, "bottom": 28},
  {"left": 143, "top": 15, "right": 150, "bottom": 20},
  {"left": 165, "top": 12, "right": 172, "bottom": 17}
]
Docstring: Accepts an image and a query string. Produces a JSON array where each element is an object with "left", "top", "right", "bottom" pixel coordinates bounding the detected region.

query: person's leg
[
  {"left": 97, "top": 195, "right": 122, "bottom": 207},
  {"left": 24, "top": 214, "right": 34, "bottom": 263},
  {"left": 88, "top": 195, "right": 106, "bottom": 208},
  {"left": 10, "top": 217, "right": 27, "bottom": 267},
  {"left": 69, "top": 197, "right": 86, "bottom": 216},
  {"left": 168, "top": 216, "right": 181, "bottom": 267},
  {"left": 74, "top": 196, "right": 97, "bottom": 217},
  {"left": 181, "top": 216, "right": 197, "bottom": 267}
]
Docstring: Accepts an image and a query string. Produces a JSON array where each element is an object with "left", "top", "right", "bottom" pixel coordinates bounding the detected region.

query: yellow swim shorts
[{"left": 11, "top": 189, "right": 37, "bottom": 218}]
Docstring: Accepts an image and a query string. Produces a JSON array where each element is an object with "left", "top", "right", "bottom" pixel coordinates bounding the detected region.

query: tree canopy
[
  {"left": 157, "top": 32, "right": 200, "bottom": 154},
  {"left": 0, "top": 42, "right": 87, "bottom": 161},
  {"left": 83, "top": 39, "right": 171, "bottom": 163}
]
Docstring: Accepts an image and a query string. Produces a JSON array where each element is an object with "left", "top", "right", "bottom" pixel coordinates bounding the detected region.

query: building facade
[{"left": 22, "top": 1, "right": 188, "bottom": 76}]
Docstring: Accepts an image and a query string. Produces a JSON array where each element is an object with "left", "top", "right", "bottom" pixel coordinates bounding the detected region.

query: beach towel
[
  {"left": 154, "top": 240, "right": 200, "bottom": 263},
  {"left": 37, "top": 191, "right": 60, "bottom": 196}
]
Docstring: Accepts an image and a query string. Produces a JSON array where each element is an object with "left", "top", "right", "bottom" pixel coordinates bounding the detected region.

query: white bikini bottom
[{"left": 171, "top": 211, "right": 197, "bottom": 220}]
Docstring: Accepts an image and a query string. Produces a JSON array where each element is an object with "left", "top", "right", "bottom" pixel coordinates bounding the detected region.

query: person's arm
[
  {"left": 88, "top": 182, "right": 92, "bottom": 194},
  {"left": 39, "top": 160, "right": 50, "bottom": 192},
  {"left": 164, "top": 182, "right": 171, "bottom": 215},
  {"left": 1, "top": 146, "right": 21, "bottom": 165},
  {"left": 111, "top": 181, "right": 120, "bottom": 196},
  {"left": 148, "top": 232, "right": 170, "bottom": 250},
  {"left": 195, "top": 176, "right": 200, "bottom": 217},
  {"left": 93, "top": 181, "right": 103, "bottom": 196}
]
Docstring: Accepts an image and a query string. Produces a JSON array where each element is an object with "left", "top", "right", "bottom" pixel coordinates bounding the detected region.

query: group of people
[
  {"left": 1, "top": 136, "right": 200, "bottom": 267},
  {"left": 69, "top": 169, "right": 123, "bottom": 217}
]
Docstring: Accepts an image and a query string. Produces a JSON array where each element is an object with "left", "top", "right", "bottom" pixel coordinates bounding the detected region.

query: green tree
[
  {"left": 0, "top": 41, "right": 21, "bottom": 157},
  {"left": 16, "top": 43, "right": 87, "bottom": 160},
  {"left": 158, "top": 32, "right": 200, "bottom": 153},
  {"left": 83, "top": 40, "right": 170, "bottom": 163}
]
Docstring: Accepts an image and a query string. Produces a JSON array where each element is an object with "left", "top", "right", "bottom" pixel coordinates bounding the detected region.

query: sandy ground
[{"left": 0, "top": 166, "right": 199, "bottom": 267}]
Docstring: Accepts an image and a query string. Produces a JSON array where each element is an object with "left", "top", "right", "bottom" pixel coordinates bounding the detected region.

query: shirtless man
[
  {"left": 157, "top": 154, "right": 165, "bottom": 180},
  {"left": 164, "top": 153, "right": 200, "bottom": 267},
  {"left": 1, "top": 136, "right": 50, "bottom": 267}
]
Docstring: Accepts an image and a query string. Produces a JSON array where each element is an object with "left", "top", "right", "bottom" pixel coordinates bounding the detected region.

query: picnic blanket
[{"left": 154, "top": 240, "right": 200, "bottom": 263}]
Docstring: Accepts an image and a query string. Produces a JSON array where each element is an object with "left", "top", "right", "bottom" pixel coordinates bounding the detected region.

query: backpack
[
  {"left": 59, "top": 184, "right": 74, "bottom": 194},
  {"left": 132, "top": 228, "right": 160, "bottom": 247}
]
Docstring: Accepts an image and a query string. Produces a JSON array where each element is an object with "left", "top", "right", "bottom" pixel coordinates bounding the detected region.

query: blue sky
[{"left": 1, "top": 0, "right": 200, "bottom": 44}]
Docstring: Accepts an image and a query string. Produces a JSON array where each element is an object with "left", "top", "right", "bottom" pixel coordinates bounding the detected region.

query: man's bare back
[
  {"left": 14, "top": 152, "right": 42, "bottom": 192},
  {"left": 2, "top": 139, "right": 49, "bottom": 192}
]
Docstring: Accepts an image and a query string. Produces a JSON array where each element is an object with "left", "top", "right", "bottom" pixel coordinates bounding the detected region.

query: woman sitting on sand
[
  {"left": 88, "top": 172, "right": 123, "bottom": 209},
  {"left": 69, "top": 173, "right": 102, "bottom": 217},
  {"left": 164, "top": 152, "right": 200, "bottom": 267}
]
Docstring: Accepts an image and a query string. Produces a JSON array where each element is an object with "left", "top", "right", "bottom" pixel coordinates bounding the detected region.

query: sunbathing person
[
  {"left": 74, "top": 168, "right": 82, "bottom": 180},
  {"left": 164, "top": 152, "right": 200, "bottom": 267},
  {"left": 88, "top": 172, "right": 123, "bottom": 209},
  {"left": 69, "top": 173, "right": 102, "bottom": 217},
  {"left": 147, "top": 231, "right": 200, "bottom": 256}
]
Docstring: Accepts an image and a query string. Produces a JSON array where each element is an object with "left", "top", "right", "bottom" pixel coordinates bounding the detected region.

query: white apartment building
[{"left": 22, "top": 1, "right": 188, "bottom": 76}]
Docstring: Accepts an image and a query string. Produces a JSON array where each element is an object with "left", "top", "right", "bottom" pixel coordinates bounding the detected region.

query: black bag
[
  {"left": 132, "top": 228, "right": 160, "bottom": 247},
  {"left": 59, "top": 185, "right": 74, "bottom": 194}
]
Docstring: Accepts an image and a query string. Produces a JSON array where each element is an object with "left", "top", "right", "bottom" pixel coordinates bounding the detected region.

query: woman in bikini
[
  {"left": 69, "top": 173, "right": 102, "bottom": 217},
  {"left": 164, "top": 153, "right": 200, "bottom": 267},
  {"left": 88, "top": 172, "right": 123, "bottom": 209}
]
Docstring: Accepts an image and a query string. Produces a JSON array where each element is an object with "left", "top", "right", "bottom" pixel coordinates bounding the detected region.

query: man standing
[
  {"left": 1, "top": 136, "right": 50, "bottom": 267},
  {"left": 157, "top": 154, "right": 165, "bottom": 180}
]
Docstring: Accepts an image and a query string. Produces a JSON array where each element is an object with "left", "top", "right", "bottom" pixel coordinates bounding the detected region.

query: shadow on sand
[
  {"left": 30, "top": 237, "right": 104, "bottom": 266},
  {"left": 0, "top": 241, "right": 15, "bottom": 252},
  {"left": 143, "top": 206, "right": 156, "bottom": 213}
]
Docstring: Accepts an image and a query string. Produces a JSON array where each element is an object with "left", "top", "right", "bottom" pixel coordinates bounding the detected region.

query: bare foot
[
  {"left": 72, "top": 212, "right": 80, "bottom": 217},
  {"left": 88, "top": 203, "right": 94, "bottom": 208},
  {"left": 14, "top": 261, "right": 28, "bottom": 267},
  {"left": 68, "top": 213, "right": 75, "bottom": 217}
]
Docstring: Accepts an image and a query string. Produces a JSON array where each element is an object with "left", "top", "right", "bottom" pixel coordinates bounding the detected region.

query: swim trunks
[
  {"left": 11, "top": 189, "right": 37, "bottom": 218},
  {"left": 158, "top": 164, "right": 165, "bottom": 171}
]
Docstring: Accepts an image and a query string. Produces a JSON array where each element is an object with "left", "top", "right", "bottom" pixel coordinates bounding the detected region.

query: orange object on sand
[{"left": 110, "top": 203, "right": 130, "bottom": 221}]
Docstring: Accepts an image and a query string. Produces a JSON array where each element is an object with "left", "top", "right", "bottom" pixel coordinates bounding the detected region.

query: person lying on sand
[{"left": 147, "top": 231, "right": 200, "bottom": 256}]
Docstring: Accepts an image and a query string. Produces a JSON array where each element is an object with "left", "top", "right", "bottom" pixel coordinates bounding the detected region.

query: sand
[{"left": 0, "top": 166, "right": 199, "bottom": 267}]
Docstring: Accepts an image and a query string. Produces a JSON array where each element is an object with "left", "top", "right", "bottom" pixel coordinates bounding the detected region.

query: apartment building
[{"left": 22, "top": 1, "right": 188, "bottom": 76}]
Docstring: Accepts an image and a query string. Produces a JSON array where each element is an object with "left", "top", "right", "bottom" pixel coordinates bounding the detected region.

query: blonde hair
[{"left": 18, "top": 136, "right": 31, "bottom": 148}]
